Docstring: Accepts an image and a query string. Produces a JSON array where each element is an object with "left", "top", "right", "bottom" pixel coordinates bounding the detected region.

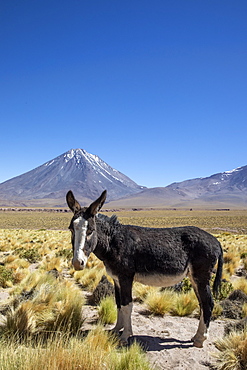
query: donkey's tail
[{"left": 213, "top": 246, "right": 223, "bottom": 298}]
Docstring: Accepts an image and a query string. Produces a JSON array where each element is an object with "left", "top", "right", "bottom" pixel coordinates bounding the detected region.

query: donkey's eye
[{"left": 86, "top": 229, "right": 94, "bottom": 240}]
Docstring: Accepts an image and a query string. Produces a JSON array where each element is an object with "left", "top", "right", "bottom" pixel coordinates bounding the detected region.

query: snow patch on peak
[
  {"left": 65, "top": 149, "right": 75, "bottom": 161},
  {"left": 45, "top": 159, "right": 55, "bottom": 166},
  {"left": 224, "top": 167, "right": 242, "bottom": 174}
]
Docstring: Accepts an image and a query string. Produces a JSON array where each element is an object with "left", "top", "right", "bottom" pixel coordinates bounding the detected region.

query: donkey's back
[{"left": 110, "top": 224, "right": 221, "bottom": 273}]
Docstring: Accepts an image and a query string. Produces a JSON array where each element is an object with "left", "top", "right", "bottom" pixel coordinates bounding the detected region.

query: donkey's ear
[
  {"left": 86, "top": 190, "right": 107, "bottom": 216},
  {"left": 66, "top": 190, "right": 81, "bottom": 213}
]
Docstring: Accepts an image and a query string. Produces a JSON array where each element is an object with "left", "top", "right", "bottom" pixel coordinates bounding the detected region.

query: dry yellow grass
[
  {"left": 242, "top": 303, "right": 247, "bottom": 318},
  {"left": 74, "top": 267, "right": 104, "bottom": 291},
  {"left": 97, "top": 296, "right": 117, "bottom": 324},
  {"left": 133, "top": 282, "right": 160, "bottom": 302},
  {"left": 145, "top": 290, "right": 175, "bottom": 316},
  {"left": 213, "top": 329, "right": 247, "bottom": 370},
  {"left": 0, "top": 326, "right": 151, "bottom": 370},
  {"left": 1, "top": 209, "right": 247, "bottom": 233},
  {"left": 1, "top": 272, "right": 85, "bottom": 338},
  {"left": 170, "top": 291, "right": 198, "bottom": 317},
  {"left": 233, "top": 278, "right": 247, "bottom": 295}
]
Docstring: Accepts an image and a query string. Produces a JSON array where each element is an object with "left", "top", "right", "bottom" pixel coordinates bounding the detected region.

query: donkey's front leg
[
  {"left": 112, "top": 276, "right": 134, "bottom": 344},
  {"left": 112, "top": 280, "right": 124, "bottom": 333}
]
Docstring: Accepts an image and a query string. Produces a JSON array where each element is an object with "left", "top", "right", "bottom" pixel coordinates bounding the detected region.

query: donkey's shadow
[{"left": 129, "top": 335, "right": 193, "bottom": 351}]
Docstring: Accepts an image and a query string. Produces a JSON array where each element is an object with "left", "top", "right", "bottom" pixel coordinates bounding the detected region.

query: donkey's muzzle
[{"left": 72, "top": 258, "right": 85, "bottom": 271}]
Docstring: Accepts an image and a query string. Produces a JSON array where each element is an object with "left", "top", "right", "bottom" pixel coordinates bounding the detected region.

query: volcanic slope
[{"left": 0, "top": 149, "right": 144, "bottom": 206}]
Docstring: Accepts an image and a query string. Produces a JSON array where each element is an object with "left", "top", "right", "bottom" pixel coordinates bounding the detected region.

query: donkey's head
[{"left": 66, "top": 190, "right": 107, "bottom": 270}]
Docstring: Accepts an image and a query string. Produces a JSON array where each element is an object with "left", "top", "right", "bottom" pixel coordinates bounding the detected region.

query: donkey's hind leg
[{"left": 190, "top": 274, "right": 214, "bottom": 348}]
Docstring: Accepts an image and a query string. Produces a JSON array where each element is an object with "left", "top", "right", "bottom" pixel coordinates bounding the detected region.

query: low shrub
[
  {"left": 16, "top": 248, "right": 41, "bottom": 263},
  {"left": 0, "top": 265, "right": 14, "bottom": 287},
  {"left": 55, "top": 248, "right": 72, "bottom": 261},
  {"left": 216, "top": 280, "right": 234, "bottom": 301},
  {"left": 88, "top": 275, "right": 114, "bottom": 306}
]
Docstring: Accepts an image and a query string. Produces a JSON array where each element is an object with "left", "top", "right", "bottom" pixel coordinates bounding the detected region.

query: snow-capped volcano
[{"left": 0, "top": 149, "right": 144, "bottom": 206}]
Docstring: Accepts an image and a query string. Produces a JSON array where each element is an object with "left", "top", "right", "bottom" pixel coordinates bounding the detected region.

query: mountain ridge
[
  {"left": 107, "top": 165, "right": 247, "bottom": 209},
  {"left": 0, "top": 149, "right": 246, "bottom": 208}
]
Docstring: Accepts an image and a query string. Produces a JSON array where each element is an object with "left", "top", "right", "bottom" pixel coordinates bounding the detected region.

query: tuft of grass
[
  {"left": 74, "top": 266, "right": 104, "bottom": 291},
  {"left": 12, "top": 270, "right": 56, "bottom": 295},
  {"left": 170, "top": 291, "right": 198, "bottom": 317},
  {"left": 41, "top": 256, "right": 64, "bottom": 272},
  {"left": 133, "top": 282, "right": 159, "bottom": 303},
  {"left": 13, "top": 268, "right": 30, "bottom": 285},
  {"left": 97, "top": 296, "right": 117, "bottom": 324},
  {"left": 4, "top": 254, "right": 17, "bottom": 263},
  {"left": 109, "top": 341, "right": 152, "bottom": 370},
  {"left": 5, "top": 257, "right": 30, "bottom": 271},
  {"left": 213, "top": 329, "right": 247, "bottom": 370},
  {"left": 83, "top": 324, "right": 117, "bottom": 352},
  {"left": 0, "top": 326, "right": 114, "bottom": 370},
  {"left": 144, "top": 290, "right": 174, "bottom": 316}
]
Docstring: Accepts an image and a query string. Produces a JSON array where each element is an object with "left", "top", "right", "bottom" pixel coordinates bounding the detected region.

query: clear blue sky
[{"left": 1, "top": 1, "right": 247, "bottom": 188}]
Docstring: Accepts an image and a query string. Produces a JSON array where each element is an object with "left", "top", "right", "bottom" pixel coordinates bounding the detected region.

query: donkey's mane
[{"left": 97, "top": 213, "right": 119, "bottom": 226}]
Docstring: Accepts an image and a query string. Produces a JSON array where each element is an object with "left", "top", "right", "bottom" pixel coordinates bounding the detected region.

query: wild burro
[{"left": 66, "top": 190, "right": 223, "bottom": 348}]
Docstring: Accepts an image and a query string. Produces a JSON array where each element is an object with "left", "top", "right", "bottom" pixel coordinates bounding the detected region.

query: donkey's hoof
[
  {"left": 192, "top": 340, "right": 204, "bottom": 348},
  {"left": 118, "top": 338, "right": 129, "bottom": 347}
]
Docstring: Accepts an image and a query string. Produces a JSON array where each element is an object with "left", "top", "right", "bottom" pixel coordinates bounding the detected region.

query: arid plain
[{"left": 0, "top": 208, "right": 247, "bottom": 369}]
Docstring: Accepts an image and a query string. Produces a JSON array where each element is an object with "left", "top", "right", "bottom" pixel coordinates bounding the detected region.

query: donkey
[{"left": 66, "top": 189, "right": 223, "bottom": 348}]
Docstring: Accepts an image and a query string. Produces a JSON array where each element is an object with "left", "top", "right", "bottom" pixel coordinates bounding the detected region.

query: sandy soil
[{"left": 131, "top": 304, "right": 225, "bottom": 370}]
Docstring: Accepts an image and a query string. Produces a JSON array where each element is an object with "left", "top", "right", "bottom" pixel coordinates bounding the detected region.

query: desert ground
[{"left": 82, "top": 300, "right": 226, "bottom": 370}]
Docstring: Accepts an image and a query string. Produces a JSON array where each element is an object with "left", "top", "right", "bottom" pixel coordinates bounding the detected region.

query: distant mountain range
[
  {"left": 107, "top": 166, "right": 247, "bottom": 209},
  {"left": 0, "top": 148, "right": 246, "bottom": 208}
]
